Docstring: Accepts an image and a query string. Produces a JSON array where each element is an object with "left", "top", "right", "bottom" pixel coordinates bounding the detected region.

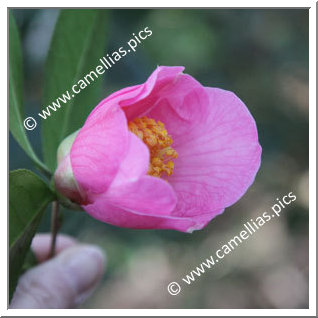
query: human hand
[{"left": 10, "top": 233, "right": 105, "bottom": 309}]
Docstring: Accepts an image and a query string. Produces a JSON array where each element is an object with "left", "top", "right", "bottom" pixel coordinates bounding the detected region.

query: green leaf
[
  {"left": 9, "top": 12, "right": 51, "bottom": 177},
  {"left": 42, "top": 9, "right": 108, "bottom": 171},
  {"left": 9, "top": 169, "right": 55, "bottom": 301}
]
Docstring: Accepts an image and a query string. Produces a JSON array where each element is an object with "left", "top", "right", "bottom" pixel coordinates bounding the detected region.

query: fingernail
[{"left": 58, "top": 245, "right": 105, "bottom": 294}]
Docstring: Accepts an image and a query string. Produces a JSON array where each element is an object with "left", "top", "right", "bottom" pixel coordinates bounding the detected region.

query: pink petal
[
  {"left": 83, "top": 189, "right": 223, "bottom": 232},
  {"left": 110, "top": 132, "right": 150, "bottom": 187},
  {"left": 120, "top": 66, "right": 185, "bottom": 120},
  {"left": 84, "top": 175, "right": 177, "bottom": 219},
  {"left": 70, "top": 103, "right": 129, "bottom": 199},
  {"left": 88, "top": 66, "right": 185, "bottom": 121},
  {"left": 147, "top": 72, "right": 209, "bottom": 135},
  {"left": 149, "top": 86, "right": 262, "bottom": 217}
]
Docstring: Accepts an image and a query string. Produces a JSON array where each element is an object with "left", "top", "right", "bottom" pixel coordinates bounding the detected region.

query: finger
[
  {"left": 31, "top": 233, "right": 77, "bottom": 263},
  {"left": 10, "top": 244, "right": 105, "bottom": 309}
]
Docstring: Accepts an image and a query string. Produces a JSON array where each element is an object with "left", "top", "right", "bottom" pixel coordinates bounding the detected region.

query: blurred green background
[{"left": 10, "top": 9, "right": 309, "bottom": 309}]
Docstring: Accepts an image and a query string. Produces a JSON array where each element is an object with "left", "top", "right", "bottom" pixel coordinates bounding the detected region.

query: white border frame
[{"left": 3, "top": 1, "right": 316, "bottom": 316}]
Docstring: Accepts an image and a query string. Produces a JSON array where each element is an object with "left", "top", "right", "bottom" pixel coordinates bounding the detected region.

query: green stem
[{"left": 48, "top": 201, "right": 61, "bottom": 258}]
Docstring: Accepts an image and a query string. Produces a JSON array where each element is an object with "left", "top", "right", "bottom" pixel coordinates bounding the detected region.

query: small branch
[{"left": 48, "top": 201, "right": 61, "bottom": 259}]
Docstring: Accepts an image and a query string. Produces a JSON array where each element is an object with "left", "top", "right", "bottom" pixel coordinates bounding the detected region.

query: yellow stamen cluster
[{"left": 128, "top": 116, "right": 178, "bottom": 178}]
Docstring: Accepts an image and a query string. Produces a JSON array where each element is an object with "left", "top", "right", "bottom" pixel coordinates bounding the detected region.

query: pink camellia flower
[{"left": 54, "top": 66, "right": 261, "bottom": 233}]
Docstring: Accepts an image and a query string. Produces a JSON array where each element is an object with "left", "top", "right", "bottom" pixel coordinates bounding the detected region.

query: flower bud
[
  {"left": 54, "top": 131, "right": 83, "bottom": 204},
  {"left": 57, "top": 130, "right": 78, "bottom": 164}
]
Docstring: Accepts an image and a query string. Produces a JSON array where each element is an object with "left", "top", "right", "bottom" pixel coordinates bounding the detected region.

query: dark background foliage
[{"left": 10, "top": 9, "right": 309, "bottom": 308}]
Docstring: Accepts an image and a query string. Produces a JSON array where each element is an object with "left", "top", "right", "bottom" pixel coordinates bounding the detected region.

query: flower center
[{"left": 128, "top": 116, "right": 178, "bottom": 178}]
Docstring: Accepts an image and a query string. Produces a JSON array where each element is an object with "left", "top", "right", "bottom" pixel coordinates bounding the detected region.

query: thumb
[{"left": 10, "top": 244, "right": 105, "bottom": 309}]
